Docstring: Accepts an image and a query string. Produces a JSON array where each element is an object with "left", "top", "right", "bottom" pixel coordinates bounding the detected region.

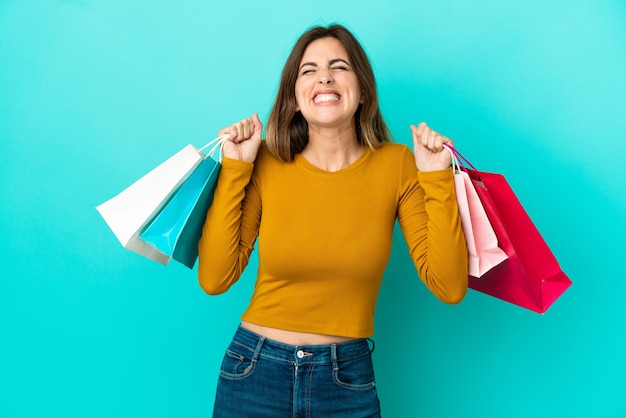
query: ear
[{"left": 360, "top": 89, "right": 365, "bottom": 104}]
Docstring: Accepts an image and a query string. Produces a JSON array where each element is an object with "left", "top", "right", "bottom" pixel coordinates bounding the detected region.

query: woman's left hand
[{"left": 410, "top": 122, "right": 453, "bottom": 172}]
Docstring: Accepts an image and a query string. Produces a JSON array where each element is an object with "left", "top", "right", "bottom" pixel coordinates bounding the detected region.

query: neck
[{"left": 303, "top": 126, "right": 363, "bottom": 172}]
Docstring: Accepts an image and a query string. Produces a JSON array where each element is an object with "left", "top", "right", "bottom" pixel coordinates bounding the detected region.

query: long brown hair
[{"left": 265, "top": 24, "right": 392, "bottom": 162}]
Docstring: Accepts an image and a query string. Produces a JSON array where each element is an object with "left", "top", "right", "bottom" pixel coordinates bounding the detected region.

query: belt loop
[
  {"left": 330, "top": 344, "right": 338, "bottom": 369},
  {"left": 367, "top": 338, "right": 375, "bottom": 353},
  {"left": 251, "top": 335, "right": 265, "bottom": 362}
]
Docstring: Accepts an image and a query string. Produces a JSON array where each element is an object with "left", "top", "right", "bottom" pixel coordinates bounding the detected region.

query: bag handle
[
  {"left": 445, "top": 144, "right": 462, "bottom": 174},
  {"left": 443, "top": 143, "right": 477, "bottom": 171},
  {"left": 199, "top": 134, "right": 231, "bottom": 161}
]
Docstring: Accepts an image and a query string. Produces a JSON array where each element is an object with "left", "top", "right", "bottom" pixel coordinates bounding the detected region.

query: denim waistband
[{"left": 230, "top": 325, "right": 373, "bottom": 366}]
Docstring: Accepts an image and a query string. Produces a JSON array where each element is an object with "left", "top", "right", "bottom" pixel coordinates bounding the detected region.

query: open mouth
[{"left": 313, "top": 93, "right": 341, "bottom": 104}]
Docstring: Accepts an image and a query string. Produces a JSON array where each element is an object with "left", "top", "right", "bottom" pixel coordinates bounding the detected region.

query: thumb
[
  {"left": 410, "top": 122, "right": 425, "bottom": 144},
  {"left": 252, "top": 112, "right": 263, "bottom": 136}
]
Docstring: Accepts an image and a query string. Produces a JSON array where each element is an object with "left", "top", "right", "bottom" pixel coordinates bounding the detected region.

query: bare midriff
[{"left": 241, "top": 321, "right": 357, "bottom": 345}]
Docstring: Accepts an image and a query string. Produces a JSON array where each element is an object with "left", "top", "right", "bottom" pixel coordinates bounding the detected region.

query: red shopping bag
[{"left": 450, "top": 147, "right": 572, "bottom": 313}]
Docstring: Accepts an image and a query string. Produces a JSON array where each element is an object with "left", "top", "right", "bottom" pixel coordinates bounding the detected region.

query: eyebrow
[{"left": 299, "top": 58, "right": 351, "bottom": 70}]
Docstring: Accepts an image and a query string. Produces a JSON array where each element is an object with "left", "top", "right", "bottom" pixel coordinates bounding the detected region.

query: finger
[
  {"left": 423, "top": 130, "right": 432, "bottom": 149},
  {"left": 410, "top": 122, "right": 425, "bottom": 134},
  {"left": 415, "top": 122, "right": 426, "bottom": 140},
  {"left": 424, "top": 127, "right": 445, "bottom": 152},
  {"left": 252, "top": 113, "right": 263, "bottom": 137},
  {"left": 252, "top": 112, "right": 263, "bottom": 130},
  {"left": 411, "top": 122, "right": 427, "bottom": 146},
  {"left": 423, "top": 127, "right": 434, "bottom": 148},
  {"left": 245, "top": 117, "right": 258, "bottom": 140},
  {"left": 222, "top": 119, "right": 246, "bottom": 142},
  {"left": 225, "top": 124, "right": 239, "bottom": 143},
  {"left": 433, "top": 133, "right": 453, "bottom": 152},
  {"left": 410, "top": 126, "right": 417, "bottom": 148},
  {"left": 431, "top": 134, "right": 443, "bottom": 152},
  {"left": 425, "top": 130, "right": 432, "bottom": 147},
  {"left": 239, "top": 120, "right": 250, "bottom": 141},
  {"left": 441, "top": 136, "right": 454, "bottom": 149},
  {"left": 410, "top": 125, "right": 419, "bottom": 144},
  {"left": 234, "top": 120, "right": 250, "bottom": 143},
  {"left": 248, "top": 117, "right": 257, "bottom": 137},
  {"left": 218, "top": 127, "right": 237, "bottom": 142}
]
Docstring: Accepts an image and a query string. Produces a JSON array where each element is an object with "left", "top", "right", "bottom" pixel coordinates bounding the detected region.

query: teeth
[{"left": 314, "top": 93, "right": 339, "bottom": 103}]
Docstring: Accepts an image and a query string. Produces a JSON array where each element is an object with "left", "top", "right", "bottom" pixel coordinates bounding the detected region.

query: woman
[{"left": 198, "top": 24, "right": 468, "bottom": 417}]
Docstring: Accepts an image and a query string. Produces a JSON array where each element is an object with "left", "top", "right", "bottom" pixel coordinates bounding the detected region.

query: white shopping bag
[{"left": 96, "top": 137, "right": 228, "bottom": 265}]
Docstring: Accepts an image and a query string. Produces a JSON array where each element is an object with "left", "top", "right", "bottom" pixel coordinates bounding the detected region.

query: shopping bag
[
  {"left": 96, "top": 145, "right": 205, "bottom": 264},
  {"left": 445, "top": 145, "right": 508, "bottom": 277},
  {"left": 449, "top": 147, "right": 572, "bottom": 313},
  {"left": 96, "top": 136, "right": 227, "bottom": 265},
  {"left": 140, "top": 136, "right": 227, "bottom": 269}
]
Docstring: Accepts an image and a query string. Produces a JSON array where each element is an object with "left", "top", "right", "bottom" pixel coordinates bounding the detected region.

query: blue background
[{"left": 1, "top": 1, "right": 625, "bottom": 417}]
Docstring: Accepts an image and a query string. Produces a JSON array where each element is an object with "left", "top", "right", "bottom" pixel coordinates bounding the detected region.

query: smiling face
[{"left": 294, "top": 37, "right": 363, "bottom": 131}]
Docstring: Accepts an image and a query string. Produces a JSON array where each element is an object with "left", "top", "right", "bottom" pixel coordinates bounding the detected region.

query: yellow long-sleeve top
[{"left": 198, "top": 141, "right": 468, "bottom": 338}]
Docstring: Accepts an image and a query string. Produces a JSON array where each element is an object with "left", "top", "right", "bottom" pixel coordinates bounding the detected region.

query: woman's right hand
[{"left": 218, "top": 112, "right": 263, "bottom": 163}]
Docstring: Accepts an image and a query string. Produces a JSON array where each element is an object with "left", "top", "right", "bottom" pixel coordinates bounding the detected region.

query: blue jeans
[{"left": 212, "top": 326, "right": 381, "bottom": 417}]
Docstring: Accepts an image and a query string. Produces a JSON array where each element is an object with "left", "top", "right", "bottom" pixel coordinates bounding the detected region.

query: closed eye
[
  {"left": 300, "top": 66, "right": 349, "bottom": 76},
  {"left": 329, "top": 58, "right": 351, "bottom": 70},
  {"left": 298, "top": 58, "right": 351, "bottom": 76}
]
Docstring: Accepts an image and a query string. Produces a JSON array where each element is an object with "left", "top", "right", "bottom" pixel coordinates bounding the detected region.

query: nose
[{"left": 317, "top": 68, "right": 333, "bottom": 84}]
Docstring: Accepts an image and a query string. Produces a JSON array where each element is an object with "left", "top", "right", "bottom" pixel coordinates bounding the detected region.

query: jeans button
[{"left": 296, "top": 350, "right": 304, "bottom": 359}]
